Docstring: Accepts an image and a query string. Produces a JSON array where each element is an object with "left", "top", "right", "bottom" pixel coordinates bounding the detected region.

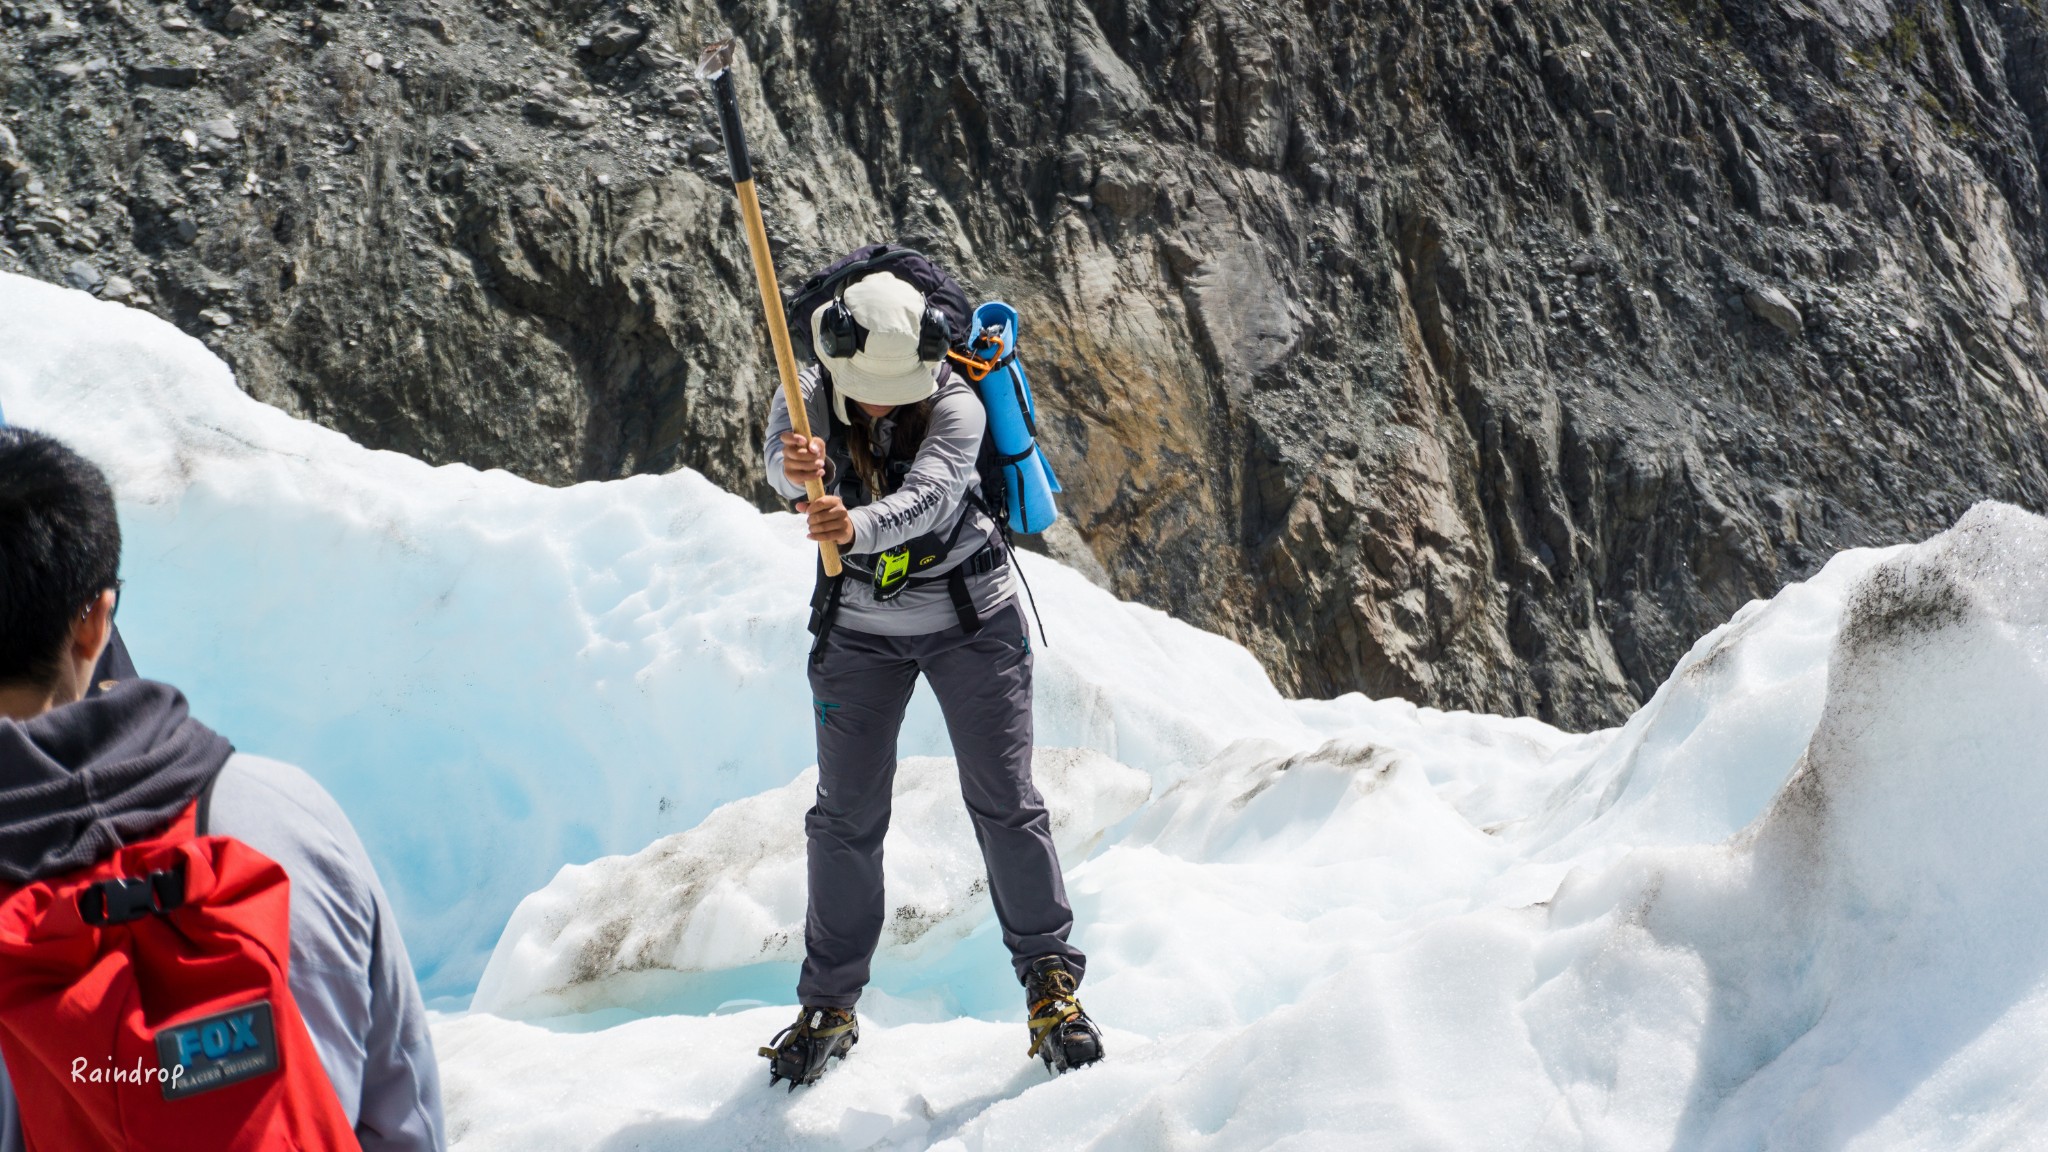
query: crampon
[
  {"left": 1024, "top": 956, "right": 1104, "bottom": 1074},
  {"left": 760, "top": 1006, "right": 858, "bottom": 1091}
]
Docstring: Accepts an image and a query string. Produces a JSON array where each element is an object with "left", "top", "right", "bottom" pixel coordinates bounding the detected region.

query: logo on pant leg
[
  {"left": 153, "top": 1000, "right": 279, "bottom": 1100},
  {"left": 813, "top": 700, "right": 841, "bottom": 728}
]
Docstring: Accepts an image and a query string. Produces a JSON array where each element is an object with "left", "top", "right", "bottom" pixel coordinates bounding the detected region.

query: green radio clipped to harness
[
  {"left": 870, "top": 536, "right": 951, "bottom": 601},
  {"left": 872, "top": 546, "right": 912, "bottom": 600}
]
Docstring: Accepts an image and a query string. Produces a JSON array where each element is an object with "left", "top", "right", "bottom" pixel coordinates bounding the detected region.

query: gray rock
[
  {"left": 523, "top": 100, "right": 596, "bottom": 131},
  {"left": 1055, "top": 140, "right": 1093, "bottom": 182},
  {"left": 450, "top": 135, "right": 483, "bottom": 160},
  {"left": 631, "top": 43, "right": 680, "bottom": 71},
  {"left": 199, "top": 118, "right": 239, "bottom": 143},
  {"left": 1744, "top": 286, "right": 1804, "bottom": 336},
  {"left": 198, "top": 306, "right": 234, "bottom": 327},
  {"left": 1065, "top": 14, "right": 1147, "bottom": 133},
  {"left": 131, "top": 62, "right": 204, "bottom": 87},
  {"left": 586, "top": 22, "right": 645, "bottom": 58},
  {"left": 100, "top": 274, "right": 135, "bottom": 300},
  {"left": 4, "top": 0, "right": 2045, "bottom": 735},
  {"left": 409, "top": 13, "right": 451, "bottom": 42},
  {"left": 222, "top": 4, "right": 259, "bottom": 31},
  {"left": 1037, "top": 519, "right": 1113, "bottom": 590},
  {"left": 1091, "top": 158, "right": 1155, "bottom": 219},
  {"left": 62, "top": 259, "right": 103, "bottom": 292},
  {"left": 363, "top": 52, "right": 384, "bottom": 71}
]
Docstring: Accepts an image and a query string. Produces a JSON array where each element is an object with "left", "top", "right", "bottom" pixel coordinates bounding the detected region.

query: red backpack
[{"left": 0, "top": 798, "right": 360, "bottom": 1151}]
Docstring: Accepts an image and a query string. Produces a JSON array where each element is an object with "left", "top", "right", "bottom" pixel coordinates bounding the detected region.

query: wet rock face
[{"left": 4, "top": 0, "right": 2048, "bottom": 728}]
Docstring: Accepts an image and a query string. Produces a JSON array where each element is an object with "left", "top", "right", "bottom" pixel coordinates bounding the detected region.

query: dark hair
[
  {"left": 843, "top": 398, "right": 933, "bottom": 500},
  {"left": 0, "top": 429, "right": 121, "bottom": 686}
]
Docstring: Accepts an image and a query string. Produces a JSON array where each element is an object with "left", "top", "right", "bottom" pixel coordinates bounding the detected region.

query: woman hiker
[{"left": 757, "top": 262, "right": 1104, "bottom": 1088}]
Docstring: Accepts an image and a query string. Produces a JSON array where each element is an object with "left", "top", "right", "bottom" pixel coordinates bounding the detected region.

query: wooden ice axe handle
[{"left": 707, "top": 57, "right": 842, "bottom": 577}]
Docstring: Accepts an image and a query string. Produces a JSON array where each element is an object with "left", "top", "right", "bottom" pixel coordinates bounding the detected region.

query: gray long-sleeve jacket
[
  {"left": 0, "top": 751, "right": 444, "bottom": 1152},
  {"left": 767, "top": 364, "right": 1017, "bottom": 636}
]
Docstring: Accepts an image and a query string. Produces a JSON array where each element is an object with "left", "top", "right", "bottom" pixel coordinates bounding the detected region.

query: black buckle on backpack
[{"left": 80, "top": 864, "right": 187, "bottom": 926}]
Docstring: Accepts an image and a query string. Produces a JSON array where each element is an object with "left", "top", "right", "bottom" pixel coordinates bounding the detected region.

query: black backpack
[
  {"left": 785, "top": 243, "right": 973, "bottom": 366},
  {"left": 785, "top": 244, "right": 1019, "bottom": 534},
  {"left": 788, "top": 244, "right": 1043, "bottom": 657}
]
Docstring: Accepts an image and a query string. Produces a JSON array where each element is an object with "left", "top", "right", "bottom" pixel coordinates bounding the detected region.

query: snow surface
[
  {"left": 6, "top": 271, "right": 2048, "bottom": 1150},
  {"left": 0, "top": 271, "right": 1357, "bottom": 996}
]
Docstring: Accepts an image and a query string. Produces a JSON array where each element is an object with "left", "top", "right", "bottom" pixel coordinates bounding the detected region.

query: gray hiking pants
[{"left": 799, "top": 599, "right": 1086, "bottom": 1008}]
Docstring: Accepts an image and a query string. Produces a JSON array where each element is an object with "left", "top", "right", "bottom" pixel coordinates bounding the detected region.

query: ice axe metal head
[
  {"left": 698, "top": 37, "right": 751, "bottom": 184},
  {"left": 695, "top": 37, "right": 735, "bottom": 81}
]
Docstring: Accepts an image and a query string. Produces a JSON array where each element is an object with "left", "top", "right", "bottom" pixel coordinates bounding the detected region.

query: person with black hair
[
  {"left": 0, "top": 408, "right": 133, "bottom": 694},
  {"left": 755, "top": 262, "right": 1104, "bottom": 1088},
  {"left": 0, "top": 428, "right": 444, "bottom": 1152}
]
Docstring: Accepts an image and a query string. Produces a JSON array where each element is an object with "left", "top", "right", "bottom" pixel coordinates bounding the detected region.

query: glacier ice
[
  {"left": 7, "top": 270, "right": 2048, "bottom": 1150},
  {"left": 0, "top": 271, "right": 1342, "bottom": 996},
  {"left": 1529, "top": 503, "right": 2048, "bottom": 1149},
  {"left": 472, "top": 749, "right": 1151, "bottom": 1020}
]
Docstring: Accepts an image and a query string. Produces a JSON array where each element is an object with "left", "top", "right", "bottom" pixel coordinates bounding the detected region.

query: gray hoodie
[
  {"left": 0, "top": 681, "right": 443, "bottom": 1152},
  {"left": 766, "top": 365, "right": 1017, "bottom": 636}
]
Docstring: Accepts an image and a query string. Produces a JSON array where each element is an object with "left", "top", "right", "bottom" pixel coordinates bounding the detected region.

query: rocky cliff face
[{"left": 5, "top": 0, "right": 2047, "bottom": 728}]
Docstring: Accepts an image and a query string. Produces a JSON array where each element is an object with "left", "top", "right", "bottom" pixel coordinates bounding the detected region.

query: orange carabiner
[{"left": 946, "top": 349, "right": 999, "bottom": 382}]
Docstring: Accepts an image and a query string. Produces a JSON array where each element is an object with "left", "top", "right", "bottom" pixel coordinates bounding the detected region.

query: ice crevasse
[{"left": 4, "top": 270, "right": 2048, "bottom": 1150}]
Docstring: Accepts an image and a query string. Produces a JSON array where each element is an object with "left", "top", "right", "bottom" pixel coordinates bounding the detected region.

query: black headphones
[{"left": 816, "top": 288, "right": 954, "bottom": 363}]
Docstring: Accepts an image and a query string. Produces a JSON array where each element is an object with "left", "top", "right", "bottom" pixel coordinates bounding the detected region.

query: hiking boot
[
  {"left": 760, "top": 1006, "right": 858, "bottom": 1090},
  {"left": 1023, "top": 956, "right": 1103, "bottom": 1073}
]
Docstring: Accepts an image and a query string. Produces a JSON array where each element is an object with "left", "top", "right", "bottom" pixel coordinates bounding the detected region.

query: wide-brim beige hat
[{"left": 816, "top": 272, "right": 940, "bottom": 423}]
